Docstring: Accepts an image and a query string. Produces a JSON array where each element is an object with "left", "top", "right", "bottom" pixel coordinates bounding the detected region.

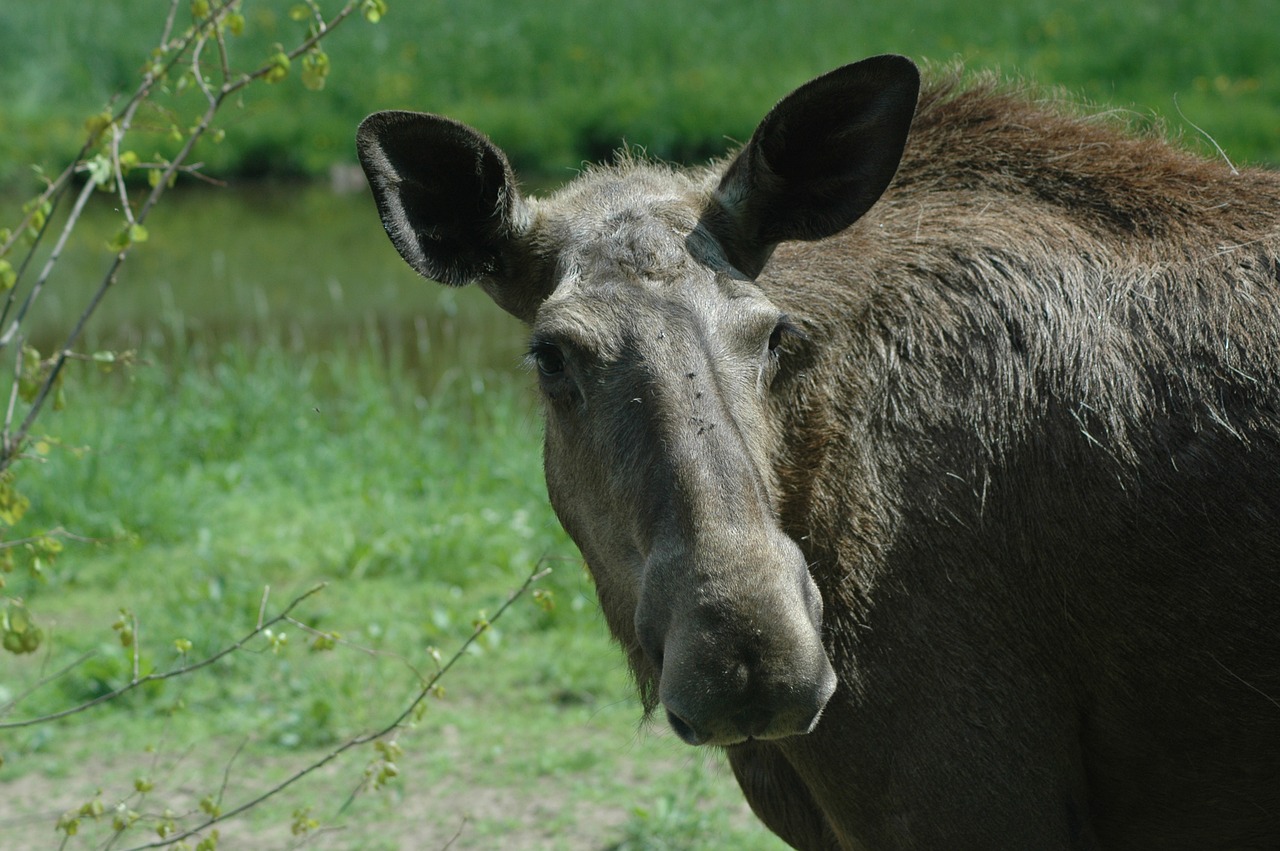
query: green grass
[{"left": 1, "top": 0, "right": 1277, "bottom": 188}]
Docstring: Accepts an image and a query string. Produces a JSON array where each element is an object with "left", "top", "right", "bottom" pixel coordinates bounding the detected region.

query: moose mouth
[{"left": 664, "top": 677, "right": 834, "bottom": 747}]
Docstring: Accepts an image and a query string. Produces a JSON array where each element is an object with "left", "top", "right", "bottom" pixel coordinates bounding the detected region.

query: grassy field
[{"left": 0, "top": 0, "right": 1277, "bottom": 187}]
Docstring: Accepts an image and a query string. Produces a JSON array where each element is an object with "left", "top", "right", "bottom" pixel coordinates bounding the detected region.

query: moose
[{"left": 357, "top": 55, "right": 1280, "bottom": 848}]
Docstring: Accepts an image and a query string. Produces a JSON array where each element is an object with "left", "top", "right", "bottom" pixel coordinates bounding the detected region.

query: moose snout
[
  {"left": 660, "top": 641, "right": 837, "bottom": 746},
  {"left": 637, "top": 536, "right": 837, "bottom": 747}
]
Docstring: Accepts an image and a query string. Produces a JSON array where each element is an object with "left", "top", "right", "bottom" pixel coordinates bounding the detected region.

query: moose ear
[
  {"left": 705, "top": 54, "right": 920, "bottom": 278},
  {"left": 357, "top": 111, "right": 542, "bottom": 317}
]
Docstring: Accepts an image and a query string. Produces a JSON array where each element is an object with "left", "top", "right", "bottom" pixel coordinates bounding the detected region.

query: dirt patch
[{"left": 0, "top": 718, "right": 767, "bottom": 850}]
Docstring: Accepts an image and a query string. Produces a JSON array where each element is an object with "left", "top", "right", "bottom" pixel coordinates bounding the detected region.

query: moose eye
[
  {"left": 529, "top": 341, "right": 565, "bottom": 377},
  {"left": 767, "top": 316, "right": 801, "bottom": 354}
]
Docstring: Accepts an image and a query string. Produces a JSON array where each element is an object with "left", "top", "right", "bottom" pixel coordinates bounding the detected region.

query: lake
[{"left": 8, "top": 182, "right": 529, "bottom": 381}]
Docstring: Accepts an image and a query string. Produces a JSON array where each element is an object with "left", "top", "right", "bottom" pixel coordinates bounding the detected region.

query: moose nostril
[{"left": 666, "top": 708, "right": 709, "bottom": 746}]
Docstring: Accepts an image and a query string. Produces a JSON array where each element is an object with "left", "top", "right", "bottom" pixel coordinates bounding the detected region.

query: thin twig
[
  {"left": 0, "top": 169, "right": 74, "bottom": 333},
  {"left": 0, "top": 0, "right": 246, "bottom": 469},
  {"left": 282, "top": 615, "right": 430, "bottom": 681},
  {"left": 0, "top": 527, "right": 110, "bottom": 551},
  {"left": 214, "top": 739, "right": 250, "bottom": 812},
  {"left": 117, "top": 567, "right": 551, "bottom": 851},
  {"left": 0, "top": 0, "right": 361, "bottom": 469},
  {"left": 215, "top": 12, "right": 233, "bottom": 82},
  {"left": 0, "top": 583, "right": 328, "bottom": 730},
  {"left": 441, "top": 816, "right": 470, "bottom": 850},
  {"left": 0, "top": 177, "right": 98, "bottom": 350},
  {"left": 257, "top": 585, "right": 271, "bottom": 629},
  {"left": 0, "top": 651, "right": 97, "bottom": 718},
  {"left": 111, "top": 122, "right": 138, "bottom": 227},
  {"left": 129, "top": 610, "right": 141, "bottom": 682},
  {"left": 2, "top": 341, "right": 26, "bottom": 458}
]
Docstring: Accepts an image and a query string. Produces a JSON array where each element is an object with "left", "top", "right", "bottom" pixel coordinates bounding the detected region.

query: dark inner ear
[
  {"left": 357, "top": 111, "right": 519, "bottom": 287},
  {"left": 705, "top": 54, "right": 920, "bottom": 277},
  {"left": 754, "top": 87, "right": 908, "bottom": 240}
]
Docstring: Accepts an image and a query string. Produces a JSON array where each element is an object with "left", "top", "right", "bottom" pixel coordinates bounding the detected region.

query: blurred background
[{"left": 2, "top": 0, "right": 1276, "bottom": 185}]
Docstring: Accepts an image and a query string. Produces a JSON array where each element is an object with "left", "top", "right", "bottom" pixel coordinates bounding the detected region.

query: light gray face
[
  {"left": 526, "top": 177, "right": 834, "bottom": 743},
  {"left": 356, "top": 54, "right": 920, "bottom": 745}
]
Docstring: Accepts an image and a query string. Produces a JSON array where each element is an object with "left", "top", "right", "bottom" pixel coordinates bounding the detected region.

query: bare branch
[
  {"left": 220, "top": 1, "right": 359, "bottom": 99},
  {"left": 0, "top": 583, "right": 328, "bottom": 729},
  {"left": 129, "top": 610, "right": 141, "bottom": 682},
  {"left": 0, "top": 650, "right": 97, "bottom": 718},
  {"left": 0, "top": 178, "right": 98, "bottom": 351},
  {"left": 0, "top": 526, "right": 112, "bottom": 551},
  {"left": 2, "top": 341, "right": 26, "bottom": 457},
  {"left": 441, "top": 816, "right": 470, "bottom": 851},
  {"left": 115, "top": 566, "right": 552, "bottom": 851}
]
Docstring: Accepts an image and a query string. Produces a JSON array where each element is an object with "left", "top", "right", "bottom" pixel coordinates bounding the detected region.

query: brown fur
[
  {"left": 358, "top": 56, "right": 1280, "bottom": 849},
  {"left": 753, "top": 72, "right": 1280, "bottom": 850}
]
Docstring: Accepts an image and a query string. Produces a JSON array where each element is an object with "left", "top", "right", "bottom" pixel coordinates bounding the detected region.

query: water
[{"left": 3, "top": 182, "right": 529, "bottom": 378}]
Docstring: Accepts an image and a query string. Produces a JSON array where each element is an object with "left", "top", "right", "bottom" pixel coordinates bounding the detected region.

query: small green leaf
[
  {"left": 300, "top": 50, "right": 330, "bottom": 91},
  {"left": 264, "top": 47, "right": 291, "bottom": 83},
  {"left": 107, "top": 227, "right": 130, "bottom": 253},
  {"left": 0, "top": 259, "right": 16, "bottom": 291},
  {"left": 288, "top": 3, "right": 311, "bottom": 21},
  {"left": 114, "top": 612, "right": 136, "bottom": 647},
  {"left": 5, "top": 601, "right": 31, "bottom": 634},
  {"left": 56, "top": 813, "right": 80, "bottom": 836},
  {"left": 199, "top": 794, "right": 221, "bottom": 817},
  {"left": 225, "top": 12, "right": 245, "bottom": 35},
  {"left": 86, "top": 154, "right": 113, "bottom": 187},
  {"left": 361, "top": 0, "right": 388, "bottom": 23},
  {"left": 291, "top": 808, "right": 319, "bottom": 836},
  {"left": 0, "top": 470, "right": 31, "bottom": 526},
  {"left": 21, "top": 196, "right": 50, "bottom": 239},
  {"left": 84, "top": 110, "right": 113, "bottom": 142},
  {"left": 2, "top": 601, "right": 42, "bottom": 654},
  {"left": 106, "top": 223, "right": 147, "bottom": 253},
  {"left": 310, "top": 630, "right": 339, "bottom": 651},
  {"left": 17, "top": 344, "right": 42, "bottom": 404}
]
